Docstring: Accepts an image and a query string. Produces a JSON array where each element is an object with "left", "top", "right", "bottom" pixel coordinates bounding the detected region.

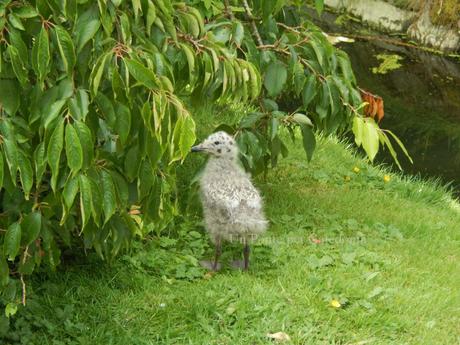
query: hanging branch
[
  {"left": 241, "top": 0, "right": 263, "bottom": 47},
  {"left": 224, "top": 0, "right": 235, "bottom": 20}
]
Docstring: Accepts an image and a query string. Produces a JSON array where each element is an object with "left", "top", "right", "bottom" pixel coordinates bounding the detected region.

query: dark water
[{"left": 312, "top": 11, "right": 460, "bottom": 194}]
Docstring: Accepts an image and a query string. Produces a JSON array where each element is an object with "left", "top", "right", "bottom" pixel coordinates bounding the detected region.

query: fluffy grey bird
[{"left": 191, "top": 131, "right": 268, "bottom": 271}]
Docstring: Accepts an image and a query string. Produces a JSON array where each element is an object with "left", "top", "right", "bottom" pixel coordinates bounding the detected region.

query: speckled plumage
[{"left": 193, "top": 132, "right": 268, "bottom": 245}]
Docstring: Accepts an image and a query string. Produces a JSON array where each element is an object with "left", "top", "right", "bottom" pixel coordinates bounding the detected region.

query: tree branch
[
  {"left": 241, "top": 0, "right": 263, "bottom": 47},
  {"left": 224, "top": 0, "right": 235, "bottom": 20}
]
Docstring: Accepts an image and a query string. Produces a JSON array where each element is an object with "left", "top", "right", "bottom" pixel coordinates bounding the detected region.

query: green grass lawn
[{"left": 2, "top": 109, "right": 460, "bottom": 344}]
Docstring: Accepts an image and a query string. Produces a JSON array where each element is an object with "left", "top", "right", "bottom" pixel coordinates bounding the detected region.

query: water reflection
[{"left": 311, "top": 10, "right": 460, "bottom": 193}]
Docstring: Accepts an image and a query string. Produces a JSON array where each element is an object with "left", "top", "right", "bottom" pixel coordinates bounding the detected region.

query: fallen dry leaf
[{"left": 267, "top": 332, "right": 291, "bottom": 342}]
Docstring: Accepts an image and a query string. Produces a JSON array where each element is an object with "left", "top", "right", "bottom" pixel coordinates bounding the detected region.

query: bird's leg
[
  {"left": 200, "top": 238, "right": 222, "bottom": 271},
  {"left": 231, "top": 240, "right": 250, "bottom": 271},
  {"left": 212, "top": 239, "right": 222, "bottom": 271},
  {"left": 243, "top": 243, "right": 250, "bottom": 271}
]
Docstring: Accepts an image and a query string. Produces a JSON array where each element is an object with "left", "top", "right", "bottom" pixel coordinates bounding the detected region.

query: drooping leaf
[
  {"left": 315, "top": 0, "right": 324, "bottom": 16},
  {"left": 54, "top": 25, "right": 76, "bottom": 76},
  {"left": 21, "top": 212, "right": 42, "bottom": 246},
  {"left": 34, "top": 26, "right": 50, "bottom": 88},
  {"left": 123, "top": 58, "right": 159, "bottom": 89},
  {"left": 264, "top": 62, "right": 287, "bottom": 97},
  {"left": 90, "top": 52, "right": 111, "bottom": 96},
  {"left": 362, "top": 118, "right": 380, "bottom": 161},
  {"left": 65, "top": 123, "right": 83, "bottom": 173},
  {"left": 115, "top": 102, "right": 131, "bottom": 145},
  {"left": 0, "top": 80, "right": 20, "bottom": 115},
  {"left": 34, "top": 142, "right": 46, "bottom": 187},
  {"left": 62, "top": 175, "right": 79, "bottom": 210},
  {"left": 74, "top": 6, "right": 101, "bottom": 53},
  {"left": 179, "top": 115, "right": 196, "bottom": 160},
  {"left": 7, "top": 45, "right": 27, "bottom": 86},
  {"left": 352, "top": 116, "right": 363, "bottom": 147},
  {"left": 18, "top": 151, "right": 33, "bottom": 199},
  {"left": 101, "top": 170, "right": 117, "bottom": 224},
  {"left": 302, "top": 74, "right": 317, "bottom": 108},
  {"left": 301, "top": 125, "right": 316, "bottom": 162},
  {"left": 79, "top": 174, "right": 92, "bottom": 228},
  {"left": 74, "top": 121, "right": 93, "bottom": 168},
  {"left": 47, "top": 119, "right": 65, "bottom": 192},
  {"left": 3, "top": 222, "right": 21, "bottom": 261}
]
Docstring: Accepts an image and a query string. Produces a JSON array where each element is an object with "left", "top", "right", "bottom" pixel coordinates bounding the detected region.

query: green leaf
[
  {"left": 89, "top": 177, "right": 102, "bottom": 226},
  {"left": 302, "top": 74, "right": 317, "bottom": 108},
  {"left": 5, "top": 303, "right": 18, "bottom": 318},
  {"left": 14, "top": 5, "right": 38, "bottom": 18},
  {"left": 4, "top": 222, "right": 21, "bottom": 261},
  {"left": 47, "top": 119, "right": 65, "bottom": 192},
  {"left": 95, "top": 93, "right": 116, "bottom": 129},
  {"left": 385, "top": 129, "right": 413, "bottom": 164},
  {"left": 362, "top": 119, "right": 380, "bottom": 161},
  {"left": 179, "top": 43, "right": 195, "bottom": 84},
  {"left": 264, "top": 62, "right": 287, "bottom": 97},
  {"left": 18, "top": 151, "right": 33, "bottom": 199},
  {"left": 62, "top": 175, "right": 79, "bottom": 210},
  {"left": 124, "top": 58, "right": 159, "bottom": 89},
  {"left": 315, "top": 0, "right": 324, "bottom": 16},
  {"left": 65, "top": 123, "right": 83, "bottom": 173},
  {"left": 115, "top": 102, "right": 131, "bottom": 145},
  {"left": 79, "top": 174, "right": 92, "bottom": 228},
  {"left": 379, "top": 131, "right": 402, "bottom": 170},
  {"left": 232, "top": 21, "right": 244, "bottom": 47},
  {"left": 0, "top": 153, "right": 3, "bottom": 190},
  {"left": 74, "top": 121, "right": 93, "bottom": 168},
  {"left": 124, "top": 145, "right": 141, "bottom": 182},
  {"left": 34, "top": 142, "right": 46, "bottom": 187},
  {"left": 0, "top": 79, "right": 20, "bottom": 115},
  {"left": 35, "top": 26, "right": 50, "bottom": 88},
  {"left": 146, "top": 0, "right": 157, "bottom": 34},
  {"left": 352, "top": 116, "right": 363, "bottom": 147},
  {"left": 292, "top": 113, "right": 313, "bottom": 127},
  {"left": 179, "top": 115, "right": 196, "bottom": 160},
  {"left": 301, "top": 125, "right": 316, "bottom": 162},
  {"left": 54, "top": 25, "right": 76, "bottom": 76},
  {"left": 21, "top": 212, "right": 42, "bottom": 246},
  {"left": 7, "top": 45, "right": 27, "bottom": 86},
  {"left": 69, "top": 89, "right": 89, "bottom": 120},
  {"left": 132, "top": 0, "right": 142, "bottom": 19},
  {"left": 44, "top": 99, "right": 67, "bottom": 130},
  {"left": 9, "top": 29, "right": 28, "bottom": 67},
  {"left": 74, "top": 6, "right": 101, "bottom": 53},
  {"left": 2, "top": 138, "right": 18, "bottom": 181},
  {"left": 90, "top": 52, "right": 111, "bottom": 96},
  {"left": 8, "top": 13, "right": 24, "bottom": 30},
  {"left": 101, "top": 170, "right": 117, "bottom": 225},
  {"left": 337, "top": 51, "right": 356, "bottom": 85}
]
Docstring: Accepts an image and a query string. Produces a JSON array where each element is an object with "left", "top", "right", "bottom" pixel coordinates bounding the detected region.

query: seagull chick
[{"left": 191, "top": 131, "right": 268, "bottom": 271}]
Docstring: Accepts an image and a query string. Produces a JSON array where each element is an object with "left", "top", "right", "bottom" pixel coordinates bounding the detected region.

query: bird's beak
[{"left": 191, "top": 145, "right": 204, "bottom": 152}]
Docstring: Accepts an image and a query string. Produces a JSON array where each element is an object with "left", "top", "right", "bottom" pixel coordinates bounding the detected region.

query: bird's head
[{"left": 191, "top": 131, "right": 238, "bottom": 159}]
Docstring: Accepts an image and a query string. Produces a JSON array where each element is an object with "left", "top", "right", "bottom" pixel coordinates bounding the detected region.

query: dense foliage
[{"left": 0, "top": 0, "right": 409, "bottom": 315}]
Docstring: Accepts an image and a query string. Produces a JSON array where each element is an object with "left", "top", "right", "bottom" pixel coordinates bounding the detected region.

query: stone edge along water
[{"left": 325, "top": 0, "right": 460, "bottom": 52}]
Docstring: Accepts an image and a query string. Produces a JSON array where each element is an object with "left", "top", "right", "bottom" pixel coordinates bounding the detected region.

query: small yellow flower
[
  {"left": 383, "top": 175, "right": 391, "bottom": 183},
  {"left": 330, "top": 299, "right": 341, "bottom": 308},
  {"left": 344, "top": 175, "right": 351, "bottom": 182},
  {"left": 353, "top": 167, "right": 360, "bottom": 173}
]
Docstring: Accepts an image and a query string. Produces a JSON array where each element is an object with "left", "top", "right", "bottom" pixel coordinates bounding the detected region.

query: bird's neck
[{"left": 207, "top": 156, "right": 241, "bottom": 172}]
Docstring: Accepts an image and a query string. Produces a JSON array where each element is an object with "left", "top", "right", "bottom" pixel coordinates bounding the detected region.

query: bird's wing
[{"left": 201, "top": 179, "right": 261, "bottom": 218}]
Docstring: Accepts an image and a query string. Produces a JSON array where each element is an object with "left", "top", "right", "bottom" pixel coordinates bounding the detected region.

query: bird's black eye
[{"left": 214, "top": 141, "right": 220, "bottom": 145}]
